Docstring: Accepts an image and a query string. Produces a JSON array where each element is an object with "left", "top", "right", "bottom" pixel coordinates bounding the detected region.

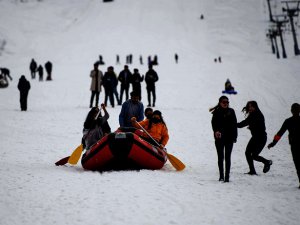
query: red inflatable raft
[{"left": 81, "top": 128, "right": 168, "bottom": 171}]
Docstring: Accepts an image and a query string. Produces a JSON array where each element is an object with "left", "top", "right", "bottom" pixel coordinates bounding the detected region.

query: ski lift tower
[
  {"left": 272, "top": 15, "right": 289, "bottom": 58},
  {"left": 266, "top": 0, "right": 275, "bottom": 22},
  {"left": 267, "top": 28, "right": 281, "bottom": 58},
  {"left": 282, "top": 1, "right": 300, "bottom": 55}
]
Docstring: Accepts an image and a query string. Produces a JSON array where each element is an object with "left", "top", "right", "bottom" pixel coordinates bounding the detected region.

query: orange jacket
[{"left": 134, "top": 119, "right": 169, "bottom": 146}]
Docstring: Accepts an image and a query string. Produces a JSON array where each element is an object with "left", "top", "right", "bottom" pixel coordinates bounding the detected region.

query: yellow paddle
[
  {"left": 67, "top": 144, "right": 83, "bottom": 165},
  {"left": 55, "top": 144, "right": 83, "bottom": 166}
]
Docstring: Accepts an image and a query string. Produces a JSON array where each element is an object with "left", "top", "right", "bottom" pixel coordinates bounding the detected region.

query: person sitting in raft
[
  {"left": 82, "top": 103, "right": 110, "bottom": 152},
  {"left": 225, "top": 78, "right": 234, "bottom": 91},
  {"left": 131, "top": 110, "right": 169, "bottom": 149},
  {"left": 144, "top": 107, "right": 153, "bottom": 120}
]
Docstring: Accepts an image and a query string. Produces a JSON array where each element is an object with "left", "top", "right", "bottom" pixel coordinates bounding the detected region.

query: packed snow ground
[{"left": 1, "top": 0, "right": 300, "bottom": 225}]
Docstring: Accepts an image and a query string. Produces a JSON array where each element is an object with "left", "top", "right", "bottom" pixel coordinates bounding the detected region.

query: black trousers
[
  {"left": 245, "top": 135, "right": 268, "bottom": 173},
  {"left": 147, "top": 85, "right": 156, "bottom": 106},
  {"left": 119, "top": 84, "right": 129, "bottom": 104},
  {"left": 20, "top": 92, "right": 29, "bottom": 111},
  {"left": 215, "top": 140, "right": 233, "bottom": 178},
  {"left": 90, "top": 91, "right": 100, "bottom": 107},
  {"left": 291, "top": 144, "right": 300, "bottom": 183},
  {"left": 104, "top": 88, "right": 114, "bottom": 107}
]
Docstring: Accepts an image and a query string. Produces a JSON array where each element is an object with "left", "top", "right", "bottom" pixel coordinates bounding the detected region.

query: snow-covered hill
[{"left": 1, "top": 0, "right": 300, "bottom": 225}]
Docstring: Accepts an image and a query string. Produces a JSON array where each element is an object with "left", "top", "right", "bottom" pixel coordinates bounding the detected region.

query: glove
[{"left": 267, "top": 142, "right": 276, "bottom": 149}]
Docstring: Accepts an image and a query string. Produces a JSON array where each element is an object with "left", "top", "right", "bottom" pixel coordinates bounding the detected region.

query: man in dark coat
[
  {"left": 29, "top": 59, "right": 37, "bottom": 79},
  {"left": 130, "top": 68, "right": 144, "bottom": 100},
  {"left": 17, "top": 75, "right": 31, "bottom": 111},
  {"left": 102, "top": 66, "right": 118, "bottom": 107},
  {"left": 268, "top": 103, "right": 300, "bottom": 188},
  {"left": 145, "top": 64, "right": 158, "bottom": 107},
  {"left": 118, "top": 65, "right": 132, "bottom": 104},
  {"left": 45, "top": 61, "right": 53, "bottom": 81}
]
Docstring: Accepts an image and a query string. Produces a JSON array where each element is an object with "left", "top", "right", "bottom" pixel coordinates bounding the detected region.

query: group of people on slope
[
  {"left": 82, "top": 91, "right": 169, "bottom": 154},
  {"left": 89, "top": 62, "right": 159, "bottom": 109},
  {"left": 2, "top": 59, "right": 53, "bottom": 112},
  {"left": 211, "top": 96, "right": 300, "bottom": 188},
  {"left": 29, "top": 58, "right": 53, "bottom": 81}
]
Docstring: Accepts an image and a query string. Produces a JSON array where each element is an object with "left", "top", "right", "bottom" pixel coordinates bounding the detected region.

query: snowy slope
[{"left": 1, "top": 0, "right": 300, "bottom": 225}]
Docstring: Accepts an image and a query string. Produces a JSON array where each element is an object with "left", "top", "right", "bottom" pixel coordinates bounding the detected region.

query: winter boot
[{"left": 263, "top": 160, "right": 272, "bottom": 173}]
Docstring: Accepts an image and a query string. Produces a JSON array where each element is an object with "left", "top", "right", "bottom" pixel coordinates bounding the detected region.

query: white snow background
[{"left": 0, "top": 0, "right": 300, "bottom": 225}]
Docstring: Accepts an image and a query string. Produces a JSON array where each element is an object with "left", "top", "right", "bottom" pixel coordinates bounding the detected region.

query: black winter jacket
[
  {"left": 275, "top": 116, "right": 300, "bottom": 145},
  {"left": 212, "top": 107, "right": 237, "bottom": 142},
  {"left": 237, "top": 110, "right": 267, "bottom": 138}
]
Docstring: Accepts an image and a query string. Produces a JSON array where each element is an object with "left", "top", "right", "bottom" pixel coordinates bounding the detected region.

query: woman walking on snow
[
  {"left": 210, "top": 96, "right": 237, "bottom": 182},
  {"left": 237, "top": 101, "right": 272, "bottom": 175}
]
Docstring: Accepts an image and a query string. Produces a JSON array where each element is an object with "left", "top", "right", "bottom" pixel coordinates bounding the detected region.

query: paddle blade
[
  {"left": 55, "top": 156, "right": 70, "bottom": 166},
  {"left": 167, "top": 153, "right": 185, "bottom": 171},
  {"left": 68, "top": 144, "right": 83, "bottom": 165}
]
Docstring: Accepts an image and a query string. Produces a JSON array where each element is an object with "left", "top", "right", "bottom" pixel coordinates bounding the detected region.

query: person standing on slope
[
  {"left": 89, "top": 62, "right": 104, "bottom": 108},
  {"left": 29, "top": 58, "right": 37, "bottom": 79},
  {"left": 17, "top": 75, "right": 31, "bottom": 111},
  {"left": 130, "top": 68, "right": 144, "bottom": 100},
  {"left": 118, "top": 65, "right": 132, "bottom": 105},
  {"left": 145, "top": 64, "right": 158, "bottom": 107},
  {"left": 268, "top": 103, "right": 300, "bottom": 189},
  {"left": 210, "top": 96, "right": 237, "bottom": 182}
]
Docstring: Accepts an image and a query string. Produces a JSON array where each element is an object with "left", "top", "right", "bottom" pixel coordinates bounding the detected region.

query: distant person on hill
[
  {"left": 119, "top": 91, "right": 144, "bottom": 128},
  {"left": 82, "top": 104, "right": 110, "bottom": 152},
  {"left": 237, "top": 101, "right": 272, "bottom": 175},
  {"left": 139, "top": 55, "right": 143, "bottom": 65},
  {"left": 37, "top": 65, "right": 43, "bottom": 81},
  {"left": 175, "top": 53, "right": 178, "bottom": 63},
  {"left": 147, "top": 56, "right": 152, "bottom": 66},
  {"left": 118, "top": 65, "right": 132, "bottom": 105},
  {"left": 116, "top": 54, "right": 120, "bottom": 64},
  {"left": 268, "top": 103, "right": 300, "bottom": 188},
  {"left": 29, "top": 58, "right": 37, "bottom": 79},
  {"left": 225, "top": 79, "right": 234, "bottom": 91},
  {"left": 145, "top": 64, "right": 159, "bottom": 107},
  {"left": 131, "top": 110, "right": 169, "bottom": 149},
  {"left": 152, "top": 55, "right": 158, "bottom": 65},
  {"left": 45, "top": 61, "right": 53, "bottom": 81},
  {"left": 17, "top": 75, "right": 30, "bottom": 111},
  {"left": 99, "top": 55, "right": 105, "bottom": 65},
  {"left": 89, "top": 62, "right": 104, "bottom": 108},
  {"left": 130, "top": 68, "right": 144, "bottom": 100},
  {"left": 210, "top": 96, "right": 237, "bottom": 182}
]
